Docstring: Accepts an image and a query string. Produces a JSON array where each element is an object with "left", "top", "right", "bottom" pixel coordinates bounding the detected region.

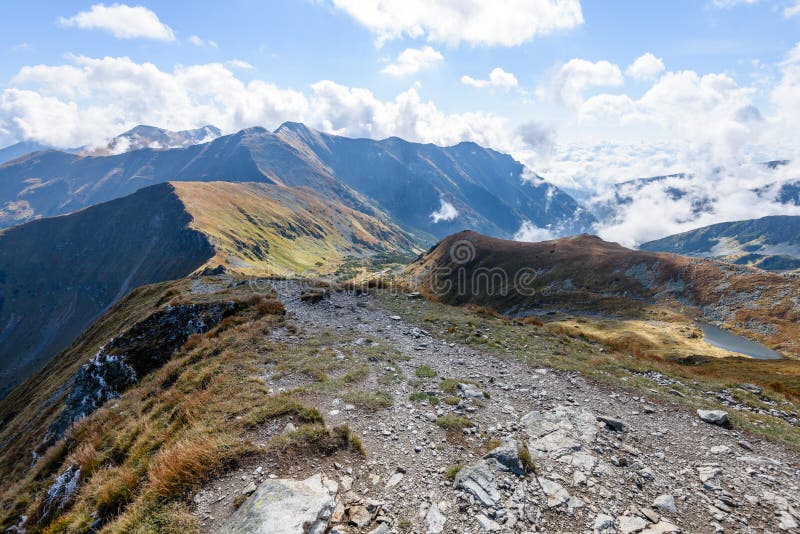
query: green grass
[
  {"left": 415, "top": 365, "right": 437, "bottom": 378},
  {"left": 444, "top": 464, "right": 462, "bottom": 481},
  {"left": 409, "top": 392, "right": 439, "bottom": 405},
  {"left": 436, "top": 415, "right": 473, "bottom": 430}
]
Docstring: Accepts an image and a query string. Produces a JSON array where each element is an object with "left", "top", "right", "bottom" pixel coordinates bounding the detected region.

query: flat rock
[
  {"left": 425, "top": 502, "right": 447, "bottom": 533},
  {"left": 454, "top": 460, "right": 501, "bottom": 507},
  {"left": 697, "top": 409, "right": 729, "bottom": 426},
  {"left": 221, "top": 473, "right": 337, "bottom": 534},
  {"left": 653, "top": 494, "right": 677, "bottom": 514},
  {"left": 475, "top": 514, "right": 501, "bottom": 532},
  {"left": 619, "top": 515, "right": 649, "bottom": 533},
  {"left": 642, "top": 520, "right": 682, "bottom": 534},
  {"left": 522, "top": 405, "right": 598, "bottom": 459},
  {"left": 537, "top": 477, "right": 570, "bottom": 508}
]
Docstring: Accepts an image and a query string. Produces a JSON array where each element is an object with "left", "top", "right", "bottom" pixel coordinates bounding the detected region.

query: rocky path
[{"left": 198, "top": 283, "right": 800, "bottom": 533}]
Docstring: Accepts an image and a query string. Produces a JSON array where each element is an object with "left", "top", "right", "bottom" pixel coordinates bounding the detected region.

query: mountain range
[
  {"left": 0, "top": 122, "right": 594, "bottom": 241},
  {"left": 639, "top": 215, "right": 800, "bottom": 271}
]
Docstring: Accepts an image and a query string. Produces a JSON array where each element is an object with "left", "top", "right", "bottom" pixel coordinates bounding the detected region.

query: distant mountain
[
  {"left": 0, "top": 141, "right": 51, "bottom": 165},
  {"left": 639, "top": 216, "right": 800, "bottom": 271},
  {"left": 0, "top": 123, "right": 594, "bottom": 242},
  {"left": 275, "top": 122, "right": 594, "bottom": 241},
  {"left": 0, "top": 180, "right": 416, "bottom": 398},
  {"left": 86, "top": 124, "right": 222, "bottom": 155}
]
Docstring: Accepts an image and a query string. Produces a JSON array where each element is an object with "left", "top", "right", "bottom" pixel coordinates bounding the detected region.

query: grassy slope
[
  {"left": 405, "top": 231, "right": 800, "bottom": 358},
  {"left": 173, "top": 181, "right": 420, "bottom": 276},
  {"left": 0, "top": 277, "right": 376, "bottom": 532}
]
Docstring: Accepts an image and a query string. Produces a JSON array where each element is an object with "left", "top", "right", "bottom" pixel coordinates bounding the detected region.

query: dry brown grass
[{"left": 147, "top": 434, "right": 235, "bottom": 500}]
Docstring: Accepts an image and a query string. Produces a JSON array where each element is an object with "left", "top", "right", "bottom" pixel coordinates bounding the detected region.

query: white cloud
[
  {"left": 0, "top": 55, "right": 522, "bottom": 153},
  {"left": 59, "top": 3, "right": 176, "bottom": 41},
  {"left": 514, "top": 221, "right": 555, "bottom": 242},
  {"left": 227, "top": 59, "right": 255, "bottom": 70},
  {"left": 461, "top": 67, "right": 519, "bottom": 89},
  {"left": 189, "top": 35, "right": 218, "bottom": 48},
  {"left": 381, "top": 46, "right": 443, "bottom": 76},
  {"left": 330, "top": 0, "right": 583, "bottom": 47},
  {"left": 430, "top": 198, "right": 459, "bottom": 222},
  {"left": 625, "top": 53, "right": 665, "bottom": 81},
  {"left": 785, "top": 1, "right": 800, "bottom": 17},
  {"left": 542, "top": 58, "right": 624, "bottom": 109},
  {"left": 580, "top": 70, "right": 761, "bottom": 166}
]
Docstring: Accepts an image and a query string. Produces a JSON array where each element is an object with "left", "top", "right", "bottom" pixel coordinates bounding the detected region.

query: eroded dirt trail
[{"left": 197, "top": 283, "right": 800, "bottom": 533}]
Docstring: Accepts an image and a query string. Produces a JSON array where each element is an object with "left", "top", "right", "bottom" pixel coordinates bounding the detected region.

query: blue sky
[{"left": 1, "top": 0, "right": 799, "bottom": 228}]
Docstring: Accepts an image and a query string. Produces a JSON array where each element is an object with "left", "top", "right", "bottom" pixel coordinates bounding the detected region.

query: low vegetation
[{"left": 380, "top": 291, "right": 800, "bottom": 449}]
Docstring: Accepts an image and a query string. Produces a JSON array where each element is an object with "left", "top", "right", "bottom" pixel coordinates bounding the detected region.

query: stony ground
[{"left": 193, "top": 282, "right": 800, "bottom": 533}]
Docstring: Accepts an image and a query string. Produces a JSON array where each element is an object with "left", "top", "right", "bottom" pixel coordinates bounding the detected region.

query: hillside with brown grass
[{"left": 405, "top": 231, "right": 800, "bottom": 358}]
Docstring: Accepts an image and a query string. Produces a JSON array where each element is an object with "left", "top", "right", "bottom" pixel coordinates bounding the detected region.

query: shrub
[
  {"left": 435, "top": 415, "right": 473, "bottom": 430},
  {"left": 415, "top": 365, "right": 437, "bottom": 378}
]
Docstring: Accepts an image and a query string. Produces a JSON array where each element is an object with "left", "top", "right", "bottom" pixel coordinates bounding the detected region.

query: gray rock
[
  {"left": 475, "top": 514, "right": 501, "bottom": 532},
  {"left": 457, "top": 382, "right": 486, "bottom": 399},
  {"left": 367, "top": 524, "right": 390, "bottom": 534},
  {"left": 454, "top": 460, "right": 501, "bottom": 507},
  {"left": 597, "top": 415, "right": 625, "bottom": 432},
  {"left": 221, "top": 474, "right": 337, "bottom": 534},
  {"left": 41, "top": 464, "right": 81, "bottom": 521},
  {"left": 697, "top": 409, "right": 729, "bottom": 426},
  {"left": 537, "top": 477, "right": 570, "bottom": 508},
  {"left": 738, "top": 383, "right": 763, "bottom": 395},
  {"left": 619, "top": 515, "right": 648, "bottom": 533},
  {"left": 778, "top": 510, "right": 798, "bottom": 530},
  {"left": 425, "top": 503, "right": 447, "bottom": 533},
  {"left": 522, "top": 405, "right": 598, "bottom": 459},
  {"left": 594, "top": 513, "right": 615, "bottom": 530},
  {"left": 483, "top": 439, "right": 526, "bottom": 476},
  {"left": 653, "top": 494, "right": 677, "bottom": 514}
]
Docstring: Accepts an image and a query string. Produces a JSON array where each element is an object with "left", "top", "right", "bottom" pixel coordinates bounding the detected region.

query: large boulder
[
  {"left": 521, "top": 405, "right": 598, "bottom": 459},
  {"left": 483, "top": 438, "right": 526, "bottom": 476},
  {"left": 221, "top": 473, "right": 338, "bottom": 534},
  {"left": 697, "top": 409, "right": 729, "bottom": 426}
]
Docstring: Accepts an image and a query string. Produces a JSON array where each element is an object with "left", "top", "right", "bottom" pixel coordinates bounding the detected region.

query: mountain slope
[
  {"left": 0, "top": 181, "right": 417, "bottom": 397},
  {"left": 0, "top": 141, "right": 51, "bottom": 165},
  {"left": 640, "top": 215, "right": 800, "bottom": 271},
  {"left": 276, "top": 122, "right": 594, "bottom": 240},
  {"left": 0, "top": 124, "right": 593, "bottom": 242},
  {"left": 406, "top": 231, "right": 800, "bottom": 357},
  {"left": 0, "top": 183, "right": 214, "bottom": 398}
]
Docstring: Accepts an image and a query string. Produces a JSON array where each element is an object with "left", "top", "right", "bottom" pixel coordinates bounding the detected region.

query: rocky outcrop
[
  {"left": 45, "top": 301, "right": 236, "bottom": 443},
  {"left": 40, "top": 464, "right": 81, "bottom": 522},
  {"left": 221, "top": 473, "right": 338, "bottom": 534}
]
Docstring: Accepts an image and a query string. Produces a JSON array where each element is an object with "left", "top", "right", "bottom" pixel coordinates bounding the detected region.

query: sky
[{"left": 1, "top": 1, "right": 800, "bottom": 244}]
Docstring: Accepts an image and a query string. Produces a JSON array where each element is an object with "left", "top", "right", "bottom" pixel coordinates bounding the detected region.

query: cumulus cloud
[
  {"left": 785, "top": 1, "right": 800, "bottom": 17},
  {"left": 381, "top": 46, "right": 443, "bottom": 77},
  {"left": 461, "top": 68, "right": 519, "bottom": 90},
  {"left": 330, "top": 0, "right": 583, "bottom": 47},
  {"left": 541, "top": 58, "right": 624, "bottom": 109},
  {"left": 59, "top": 3, "right": 176, "bottom": 41},
  {"left": 0, "top": 55, "right": 522, "bottom": 152},
  {"left": 625, "top": 53, "right": 665, "bottom": 81},
  {"left": 514, "top": 220, "right": 555, "bottom": 242},
  {"left": 430, "top": 198, "right": 459, "bottom": 222},
  {"left": 580, "top": 70, "right": 761, "bottom": 166}
]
